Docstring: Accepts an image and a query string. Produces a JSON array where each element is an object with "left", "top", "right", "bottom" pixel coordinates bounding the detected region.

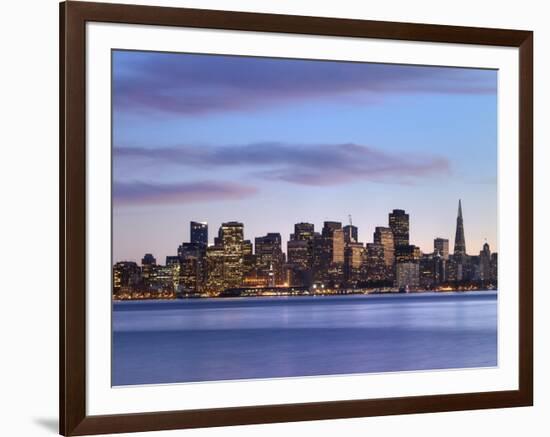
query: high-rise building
[
  {"left": 434, "top": 238, "right": 449, "bottom": 260},
  {"left": 141, "top": 253, "right": 157, "bottom": 285},
  {"left": 205, "top": 245, "right": 225, "bottom": 293},
  {"left": 113, "top": 261, "right": 141, "bottom": 294},
  {"left": 366, "top": 243, "right": 386, "bottom": 282},
  {"left": 322, "top": 221, "right": 345, "bottom": 264},
  {"left": 374, "top": 227, "right": 395, "bottom": 268},
  {"left": 292, "top": 222, "right": 315, "bottom": 241},
  {"left": 479, "top": 241, "right": 492, "bottom": 281},
  {"left": 219, "top": 221, "right": 245, "bottom": 289},
  {"left": 454, "top": 199, "right": 466, "bottom": 257},
  {"left": 395, "top": 244, "right": 421, "bottom": 263},
  {"left": 343, "top": 224, "right": 358, "bottom": 244},
  {"left": 190, "top": 221, "right": 208, "bottom": 248},
  {"left": 255, "top": 233, "right": 285, "bottom": 286},
  {"left": 287, "top": 239, "right": 310, "bottom": 270},
  {"left": 344, "top": 242, "right": 364, "bottom": 285},
  {"left": 141, "top": 253, "right": 156, "bottom": 266},
  {"left": 389, "top": 209, "right": 409, "bottom": 248},
  {"left": 395, "top": 262, "right": 420, "bottom": 289}
]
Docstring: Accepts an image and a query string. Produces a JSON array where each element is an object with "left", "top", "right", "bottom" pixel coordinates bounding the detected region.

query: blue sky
[{"left": 112, "top": 50, "right": 498, "bottom": 263}]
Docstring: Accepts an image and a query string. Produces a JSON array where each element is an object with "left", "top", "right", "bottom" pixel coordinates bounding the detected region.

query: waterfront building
[
  {"left": 322, "top": 221, "right": 345, "bottom": 264},
  {"left": 287, "top": 239, "right": 310, "bottom": 270},
  {"left": 434, "top": 238, "right": 449, "bottom": 260},
  {"left": 374, "top": 226, "right": 395, "bottom": 269},
  {"left": 113, "top": 261, "right": 141, "bottom": 294},
  {"left": 479, "top": 242, "right": 492, "bottom": 281},
  {"left": 155, "top": 264, "right": 179, "bottom": 291},
  {"left": 205, "top": 245, "right": 225, "bottom": 294},
  {"left": 389, "top": 209, "right": 409, "bottom": 248},
  {"left": 255, "top": 233, "right": 285, "bottom": 286},
  {"left": 395, "top": 262, "right": 420, "bottom": 289},
  {"left": 141, "top": 253, "right": 157, "bottom": 285},
  {"left": 242, "top": 239, "right": 256, "bottom": 276},
  {"left": 311, "top": 221, "right": 345, "bottom": 284},
  {"left": 419, "top": 253, "right": 437, "bottom": 289},
  {"left": 344, "top": 241, "right": 365, "bottom": 285},
  {"left": 220, "top": 221, "right": 245, "bottom": 289},
  {"left": 366, "top": 243, "right": 387, "bottom": 282}
]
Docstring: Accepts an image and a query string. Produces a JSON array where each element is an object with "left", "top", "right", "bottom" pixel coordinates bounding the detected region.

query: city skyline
[
  {"left": 113, "top": 50, "right": 497, "bottom": 264},
  {"left": 113, "top": 201, "right": 498, "bottom": 298},
  {"left": 113, "top": 202, "right": 495, "bottom": 264}
]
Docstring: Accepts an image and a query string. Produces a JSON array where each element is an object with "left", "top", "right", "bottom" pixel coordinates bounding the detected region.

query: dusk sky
[{"left": 112, "top": 50, "right": 498, "bottom": 264}]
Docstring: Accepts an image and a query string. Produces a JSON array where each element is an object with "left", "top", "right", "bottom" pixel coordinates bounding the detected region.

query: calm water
[{"left": 112, "top": 291, "right": 497, "bottom": 386}]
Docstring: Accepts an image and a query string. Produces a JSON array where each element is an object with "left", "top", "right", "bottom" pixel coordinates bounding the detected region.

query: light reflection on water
[{"left": 112, "top": 291, "right": 497, "bottom": 386}]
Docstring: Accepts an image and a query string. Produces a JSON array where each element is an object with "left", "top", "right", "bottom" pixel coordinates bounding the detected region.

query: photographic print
[{"left": 111, "top": 50, "right": 498, "bottom": 387}]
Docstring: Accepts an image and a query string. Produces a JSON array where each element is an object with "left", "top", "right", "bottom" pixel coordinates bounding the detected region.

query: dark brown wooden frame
[{"left": 60, "top": 1, "right": 533, "bottom": 435}]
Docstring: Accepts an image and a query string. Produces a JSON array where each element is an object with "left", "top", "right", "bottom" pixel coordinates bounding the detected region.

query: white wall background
[{"left": 0, "top": 0, "right": 545, "bottom": 436}]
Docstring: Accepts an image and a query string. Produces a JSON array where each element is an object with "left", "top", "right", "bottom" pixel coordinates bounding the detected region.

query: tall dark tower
[
  {"left": 453, "top": 199, "right": 466, "bottom": 257},
  {"left": 190, "top": 221, "right": 208, "bottom": 248},
  {"left": 389, "top": 209, "right": 409, "bottom": 248}
]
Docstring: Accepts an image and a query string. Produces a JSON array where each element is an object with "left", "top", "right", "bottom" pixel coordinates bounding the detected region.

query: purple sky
[{"left": 112, "top": 50, "right": 498, "bottom": 263}]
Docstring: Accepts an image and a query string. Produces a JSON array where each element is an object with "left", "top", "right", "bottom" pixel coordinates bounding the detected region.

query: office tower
[
  {"left": 366, "top": 243, "right": 387, "bottom": 282},
  {"left": 322, "top": 221, "right": 345, "bottom": 264},
  {"left": 395, "top": 262, "right": 420, "bottom": 289},
  {"left": 154, "top": 265, "right": 179, "bottom": 291},
  {"left": 374, "top": 226, "right": 395, "bottom": 267},
  {"left": 141, "top": 253, "right": 156, "bottom": 265},
  {"left": 293, "top": 222, "right": 315, "bottom": 241},
  {"left": 454, "top": 199, "right": 466, "bottom": 257},
  {"left": 287, "top": 239, "right": 310, "bottom": 270},
  {"left": 177, "top": 242, "right": 206, "bottom": 292},
  {"left": 389, "top": 209, "right": 409, "bottom": 248},
  {"left": 434, "top": 237, "right": 450, "bottom": 260},
  {"left": 205, "top": 245, "right": 225, "bottom": 293},
  {"left": 241, "top": 239, "right": 256, "bottom": 276},
  {"left": 165, "top": 256, "right": 180, "bottom": 266},
  {"left": 141, "top": 253, "right": 157, "bottom": 285},
  {"left": 343, "top": 224, "right": 358, "bottom": 244},
  {"left": 219, "top": 221, "right": 245, "bottom": 289},
  {"left": 344, "top": 242, "right": 365, "bottom": 285},
  {"left": 432, "top": 251, "right": 446, "bottom": 284},
  {"left": 419, "top": 253, "right": 436, "bottom": 289},
  {"left": 255, "top": 233, "right": 285, "bottom": 286},
  {"left": 395, "top": 245, "right": 421, "bottom": 263},
  {"left": 190, "top": 221, "right": 208, "bottom": 248},
  {"left": 479, "top": 241, "right": 492, "bottom": 281},
  {"left": 113, "top": 261, "right": 141, "bottom": 294}
]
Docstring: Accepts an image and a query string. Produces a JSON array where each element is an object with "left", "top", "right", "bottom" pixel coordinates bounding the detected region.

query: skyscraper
[
  {"left": 219, "top": 221, "right": 245, "bottom": 289},
  {"left": 434, "top": 237, "right": 449, "bottom": 260},
  {"left": 321, "top": 221, "right": 345, "bottom": 264},
  {"left": 190, "top": 221, "right": 208, "bottom": 247},
  {"left": 343, "top": 224, "right": 358, "bottom": 244},
  {"left": 374, "top": 227, "right": 395, "bottom": 268},
  {"left": 454, "top": 199, "right": 466, "bottom": 257},
  {"left": 389, "top": 209, "right": 409, "bottom": 248},
  {"left": 293, "top": 222, "right": 315, "bottom": 241},
  {"left": 255, "top": 233, "right": 285, "bottom": 286},
  {"left": 479, "top": 241, "right": 492, "bottom": 281}
]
